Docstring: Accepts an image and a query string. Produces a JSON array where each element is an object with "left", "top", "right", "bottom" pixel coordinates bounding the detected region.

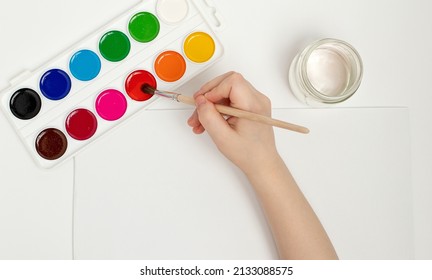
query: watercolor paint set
[{"left": 0, "top": 0, "right": 224, "bottom": 168}]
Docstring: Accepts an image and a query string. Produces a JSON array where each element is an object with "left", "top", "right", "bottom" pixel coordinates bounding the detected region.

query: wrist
[{"left": 243, "top": 151, "right": 285, "bottom": 181}]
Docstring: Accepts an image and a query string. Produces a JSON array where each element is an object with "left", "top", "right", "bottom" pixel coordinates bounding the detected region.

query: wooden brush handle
[{"left": 177, "top": 95, "right": 309, "bottom": 134}]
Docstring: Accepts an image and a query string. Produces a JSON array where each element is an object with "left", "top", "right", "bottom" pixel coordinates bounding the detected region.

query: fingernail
[
  {"left": 187, "top": 116, "right": 195, "bottom": 126},
  {"left": 195, "top": 95, "right": 206, "bottom": 106},
  {"left": 193, "top": 90, "right": 204, "bottom": 98}
]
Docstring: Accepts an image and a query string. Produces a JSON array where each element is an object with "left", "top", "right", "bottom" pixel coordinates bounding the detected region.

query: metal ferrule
[{"left": 155, "top": 90, "right": 181, "bottom": 102}]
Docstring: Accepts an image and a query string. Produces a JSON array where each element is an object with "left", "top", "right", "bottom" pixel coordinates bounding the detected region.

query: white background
[{"left": 0, "top": 0, "right": 431, "bottom": 259}]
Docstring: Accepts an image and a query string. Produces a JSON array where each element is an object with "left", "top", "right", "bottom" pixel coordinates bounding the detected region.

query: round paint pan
[
  {"left": 128, "top": 12, "right": 160, "bottom": 43},
  {"left": 9, "top": 88, "right": 42, "bottom": 120},
  {"left": 183, "top": 31, "right": 215, "bottom": 63},
  {"left": 95, "top": 89, "right": 128, "bottom": 121},
  {"left": 69, "top": 50, "right": 101, "bottom": 81},
  {"left": 156, "top": 0, "right": 189, "bottom": 24},
  {"left": 65, "top": 108, "right": 98, "bottom": 140},
  {"left": 125, "top": 70, "right": 157, "bottom": 101},
  {"left": 40, "top": 69, "right": 72, "bottom": 100},
  {"left": 35, "top": 128, "right": 68, "bottom": 160},
  {"left": 154, "top": 50, "right": 186, "bottom": 82},
  {"left": 99, "top": 31, "right": 131, "bottom": 62}
]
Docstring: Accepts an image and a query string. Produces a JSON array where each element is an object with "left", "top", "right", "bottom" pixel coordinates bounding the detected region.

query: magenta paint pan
[{"left": 0, "top": 0, "right": 224, "bottom": 168}]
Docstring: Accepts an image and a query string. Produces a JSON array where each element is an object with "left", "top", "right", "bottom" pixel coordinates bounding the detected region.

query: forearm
[{"left": 246, "top": 155, "right": 338, "bottom": 260}]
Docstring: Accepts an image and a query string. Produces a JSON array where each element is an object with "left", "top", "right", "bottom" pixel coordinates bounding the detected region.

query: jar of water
[{"left": 289, "top": 38, "right": 363, "bottom": 105}]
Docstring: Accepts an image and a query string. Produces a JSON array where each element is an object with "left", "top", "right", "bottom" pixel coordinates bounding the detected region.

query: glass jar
[{"left": 289, "top": 38, "right": 363, "bottom": 105}]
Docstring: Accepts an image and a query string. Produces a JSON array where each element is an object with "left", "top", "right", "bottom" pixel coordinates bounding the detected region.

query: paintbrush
[{"left": 141, "top": 85, "right": 310, "bottom": 134}]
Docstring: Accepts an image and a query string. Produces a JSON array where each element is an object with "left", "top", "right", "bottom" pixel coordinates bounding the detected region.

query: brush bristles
[{"left": 141, "top": 84, "right": 156, "bottom": 95}]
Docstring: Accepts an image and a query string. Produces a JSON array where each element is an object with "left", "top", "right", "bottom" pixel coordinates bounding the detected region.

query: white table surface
[{"left": 0, "top": 0, "right": 431, "bottom": 259}]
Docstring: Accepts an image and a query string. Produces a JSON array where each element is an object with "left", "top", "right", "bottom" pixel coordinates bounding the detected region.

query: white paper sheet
[{"left": 73, "top": 107, "right": 412, "bottom": 259}]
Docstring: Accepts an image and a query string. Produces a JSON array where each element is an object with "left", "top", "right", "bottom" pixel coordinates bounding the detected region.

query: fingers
[
  {"left": 194, "top": 95, "right": 233, "bottom": 143},
  {"left": 195, "top": 72, "right": 249, "bottom": 104},
  {"left": 194, "top": 71, "right": 235, "bottom": 97},
  {"left": 204, "top": 72, "right": 258, "bottom": 112},
  {"left": 188, "top": 71, "right": 266, "bottom": 136},
  {"left": 188, "top": 71, "right": 259, "bottom": 135},
  {"left": 192, "top": 124, "right": 205, "bottom": 134},
  {"left": 189, "top": 71, "right": 239, "bottom": 134},
  {"left": 187, "top": 109, "right": 199, "bottom": 127},
  {"left": 187, "top": 109, "right": 205, "bottom": 134}
]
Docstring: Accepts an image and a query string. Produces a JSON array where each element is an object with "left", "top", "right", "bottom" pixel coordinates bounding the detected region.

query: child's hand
[{"left": 188, "top": 72, "right": 279, "bottom": 175}]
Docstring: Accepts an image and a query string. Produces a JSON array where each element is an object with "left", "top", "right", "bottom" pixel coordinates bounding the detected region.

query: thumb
[{"left": 195, "top": 95, "right": 233, "bottom": 143}]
